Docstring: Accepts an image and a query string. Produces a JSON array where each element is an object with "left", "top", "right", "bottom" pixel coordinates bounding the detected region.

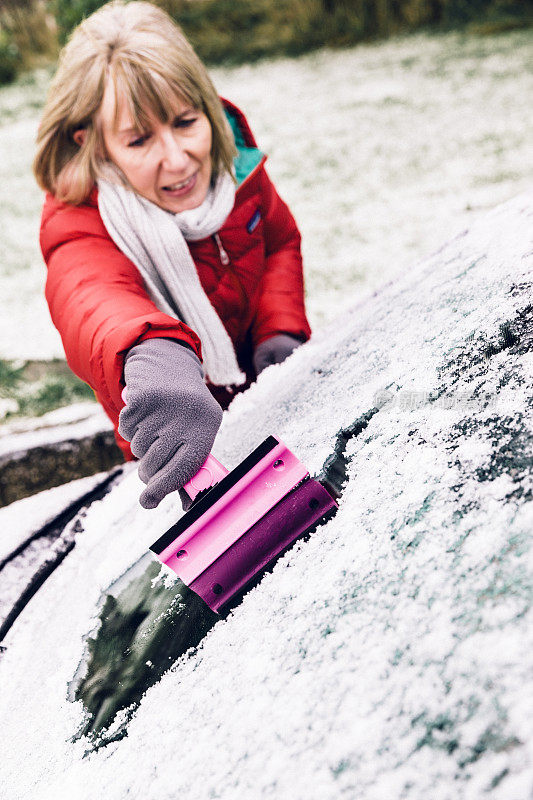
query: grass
[{"left": 0, "top": 359, "right": 95, "bottom": 421}]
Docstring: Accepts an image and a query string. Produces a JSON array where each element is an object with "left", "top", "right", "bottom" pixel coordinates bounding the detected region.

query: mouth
[{"left": 161, "top": 172, "right": 197, "bottom": 194}]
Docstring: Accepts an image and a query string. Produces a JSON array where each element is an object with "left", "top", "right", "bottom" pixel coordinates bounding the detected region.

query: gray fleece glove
[
  {"left": 119, "top": 338, "right": 223, "bottom": 510},
  {"left": 253, "top": 334, "right": 303, "bottom": 375}
]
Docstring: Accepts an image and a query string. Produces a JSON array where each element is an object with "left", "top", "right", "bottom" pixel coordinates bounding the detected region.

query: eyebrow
[{"left": 117, "top": 126, "right": 142, "bottom": 135}]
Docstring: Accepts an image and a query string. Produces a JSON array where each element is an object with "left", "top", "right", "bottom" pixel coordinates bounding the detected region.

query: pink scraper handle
[
  {"left": 183, "top": 454, "right": 229, "bottom": 501},
  {"left": 121, "top": 387, "right": 228, "bottom": 502}
]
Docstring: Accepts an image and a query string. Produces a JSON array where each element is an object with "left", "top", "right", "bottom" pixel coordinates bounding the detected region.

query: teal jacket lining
[{"left": 225, "top": 109, "right": 264, "bottom": 187}]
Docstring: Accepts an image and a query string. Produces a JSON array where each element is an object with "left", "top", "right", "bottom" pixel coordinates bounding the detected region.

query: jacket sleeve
[
  {"left": 41, "top": 198, "right": 202, "bottom": 416},
  {"left": 250, "top": 168, "right": 312, "bottom": 346}
]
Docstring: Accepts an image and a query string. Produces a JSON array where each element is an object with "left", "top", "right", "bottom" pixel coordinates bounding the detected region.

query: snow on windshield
[{"left": 0, "top": 190, "right": 531, "bottom": 799}]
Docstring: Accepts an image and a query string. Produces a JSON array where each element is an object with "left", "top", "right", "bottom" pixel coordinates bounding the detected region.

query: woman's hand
[
  {"left": 119, "top": 338, "right": 222, "bottom": 509},
  {"left": 253, "top": 334, "right": 303, "bottom": 375}
]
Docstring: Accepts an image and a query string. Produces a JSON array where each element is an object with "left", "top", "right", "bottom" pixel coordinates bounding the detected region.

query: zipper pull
[{"left": 214, "top": 233, "right": 230, "bottom": 266}]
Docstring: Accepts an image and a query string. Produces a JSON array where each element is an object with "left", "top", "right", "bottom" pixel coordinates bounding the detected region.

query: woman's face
[{"left": 99, "top": 81, "right": 213, "bottom": 213}]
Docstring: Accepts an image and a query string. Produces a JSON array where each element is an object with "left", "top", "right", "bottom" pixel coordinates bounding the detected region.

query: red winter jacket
[{"left": 40, "top": 100, "right": 311, "bottom": 458}]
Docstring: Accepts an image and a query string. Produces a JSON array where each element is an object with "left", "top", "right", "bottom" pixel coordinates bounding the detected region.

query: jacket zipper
[
  {"left": 213, "top": 233, "right": 230, "bottom": 265},
  {"left": 212, "top": 232, "right": 248, "bottom": 313}
]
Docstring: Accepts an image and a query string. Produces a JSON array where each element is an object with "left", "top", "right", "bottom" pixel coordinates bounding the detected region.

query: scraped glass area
[{"left": 70, "top": 554, "right": 218, "bottom": 747}]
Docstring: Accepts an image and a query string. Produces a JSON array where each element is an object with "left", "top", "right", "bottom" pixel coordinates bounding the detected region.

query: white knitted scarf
[{"left": 97, "top": 171, "right": 245, "bottom": 387}]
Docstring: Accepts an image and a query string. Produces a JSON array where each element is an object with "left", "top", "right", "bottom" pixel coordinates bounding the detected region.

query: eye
[
  {"left": 128, "top": 133, "right": 150, "bottom": 147},
  {"left": 173, "top": 115, "right": 197, "bottom": 129}
]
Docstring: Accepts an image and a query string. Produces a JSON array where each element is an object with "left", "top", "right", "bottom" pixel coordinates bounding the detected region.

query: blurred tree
[
  {"left": 53, "top": 0, "right": 106, "bottom": 43},
  {"left": 0, "top": 0, "right": 57, "bottom": 82},
  {"left": 1, "top": 0, "right": 531, "bottom": 85}
]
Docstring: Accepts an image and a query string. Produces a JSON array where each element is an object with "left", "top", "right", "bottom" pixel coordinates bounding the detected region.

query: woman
[{"left": 34, "top": 1, "right": 311, "bottom": 509}]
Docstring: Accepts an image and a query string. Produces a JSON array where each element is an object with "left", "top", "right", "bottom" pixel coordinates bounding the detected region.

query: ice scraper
[{"left": 149, "top": 436, "right": 338, "bottom": 613}]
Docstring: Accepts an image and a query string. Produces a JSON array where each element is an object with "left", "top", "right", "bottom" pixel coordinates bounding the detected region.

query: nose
[{"left": 159, "top": 129, "right": 189, "bottom": 171}]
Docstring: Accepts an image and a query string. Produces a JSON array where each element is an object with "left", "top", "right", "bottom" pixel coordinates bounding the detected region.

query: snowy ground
[
  {"left": 0, "top": 28, "right": 532, "bottom": 359},
  {"left": 0, "top": 191, "right": 531, "bottom": 799},
  {"left": 0, "top": 401, "right": 111, "bottom": 458}
]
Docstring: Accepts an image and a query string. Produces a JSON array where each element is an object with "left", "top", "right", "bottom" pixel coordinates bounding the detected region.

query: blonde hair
[{"left": 33, "top": 1, "right": 236, "bottom": 204}]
